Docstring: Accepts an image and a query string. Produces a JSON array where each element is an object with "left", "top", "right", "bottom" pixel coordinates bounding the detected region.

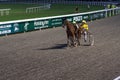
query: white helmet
[{"left": 73, "top": 20, "right": 76, "bottom": 24}]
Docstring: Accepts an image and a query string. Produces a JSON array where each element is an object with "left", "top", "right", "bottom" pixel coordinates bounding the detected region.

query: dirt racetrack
[{"left": 0, "top": 14, "right": 120, "bottom": 80}]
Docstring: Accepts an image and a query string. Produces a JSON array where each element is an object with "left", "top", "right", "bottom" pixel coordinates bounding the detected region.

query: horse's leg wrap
[{"left": 84, "top": 31, "right": 87, "bottom": 42}]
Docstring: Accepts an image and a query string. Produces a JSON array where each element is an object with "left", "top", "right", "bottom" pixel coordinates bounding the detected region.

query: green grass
[{"left": 0, "top": 4, "right": 104, "bottom": 22}]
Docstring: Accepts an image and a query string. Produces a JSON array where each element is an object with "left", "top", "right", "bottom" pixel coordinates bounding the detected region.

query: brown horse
[{"left": 63, "top": 19, "right": 81, "bottom": 47}]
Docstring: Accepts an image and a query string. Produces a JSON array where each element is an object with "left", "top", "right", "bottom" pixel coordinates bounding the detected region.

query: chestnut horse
[{"left": 63, "top": 19, "right": 81, "bottom": 47}]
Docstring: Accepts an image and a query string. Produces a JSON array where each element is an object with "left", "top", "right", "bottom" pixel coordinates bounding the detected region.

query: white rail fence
[
  {"left": 26, "top": 4, "right": 51, "bottom": 13},
  {"left": 0, "top": 9, "right": 11, "bottom": 16},
  {"left": 0, "top": 7, "right": 120, "bottom": 36}
]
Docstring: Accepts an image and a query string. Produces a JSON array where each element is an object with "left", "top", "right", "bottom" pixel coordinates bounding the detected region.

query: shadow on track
[{"left": 38, "top": 44, "right": 67, "bottom": 50}]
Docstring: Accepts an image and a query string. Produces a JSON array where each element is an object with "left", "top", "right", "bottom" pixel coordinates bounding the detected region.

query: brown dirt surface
[{"left": 0, "top": 14, "right": 120, "bottom": 80}]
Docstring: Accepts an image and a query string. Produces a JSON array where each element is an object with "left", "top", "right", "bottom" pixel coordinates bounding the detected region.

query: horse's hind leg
[
  {"left": 66, "top": 33, "right": 71, "bottom": 47},
  {"left": 76, "top": 38, "right": 80, "bottom": 46},
  {"left": 72, "top": 36, "right": 77, "bottom": 47},
  {"left": 76, "top": 31, "right": 81, "bottom": 46},
  {"left": 67, "top": 39, "right": 71, "bottom": 47}
]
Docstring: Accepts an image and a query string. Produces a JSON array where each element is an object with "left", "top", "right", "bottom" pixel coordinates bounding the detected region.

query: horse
[{"left": 63, "top": 19, "right": 81, "bottom": 47}]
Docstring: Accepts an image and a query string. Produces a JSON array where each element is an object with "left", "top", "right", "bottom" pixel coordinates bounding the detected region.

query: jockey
[
  {"left": 73, "top": 20, "right": 76, "bottom": 24},
  {"left": 73, "top": 20, "right": 79, "bottom": 29},
  {"left": 81, "top": 20, "right": 89, "bottom": 42},
  {"left": 81, "top": 20, "right": 88, "bottom": 31}
]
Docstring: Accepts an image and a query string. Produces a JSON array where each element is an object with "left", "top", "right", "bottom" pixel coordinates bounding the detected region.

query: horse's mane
[{"left": 64, "top": 20, "right": 74, "bottom": 27}]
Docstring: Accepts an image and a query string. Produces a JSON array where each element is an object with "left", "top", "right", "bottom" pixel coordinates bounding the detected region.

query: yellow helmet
[{"left": 82, "top": 20, "right": 86, "bottom": 23}]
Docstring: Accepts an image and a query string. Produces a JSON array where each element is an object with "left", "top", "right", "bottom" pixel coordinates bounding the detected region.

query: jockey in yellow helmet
[
  {"left": 81, "top": 20, "right": 89, "bottom": 42},
  {"left": 81, "top": 20, "right": 88, "bottom": 31}
]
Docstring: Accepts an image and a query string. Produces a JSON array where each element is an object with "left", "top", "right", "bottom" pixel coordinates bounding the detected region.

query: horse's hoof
[
  {"left": 90, "top": 43, "right": 94, "bottom": 46},
  {"left": 75, "top": 45, "right": 77, "bottom": 47},
  {"left": 73, "top": 44, "right": 77, "bottom": 47}
]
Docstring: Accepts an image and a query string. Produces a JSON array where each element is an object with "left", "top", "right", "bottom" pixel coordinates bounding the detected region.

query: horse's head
[
  {"left": 62, "top": 18, "right": 68, "bottom": 28},
  {"left": 63, "top": 19, "right": 70, "bottom": 26}
]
